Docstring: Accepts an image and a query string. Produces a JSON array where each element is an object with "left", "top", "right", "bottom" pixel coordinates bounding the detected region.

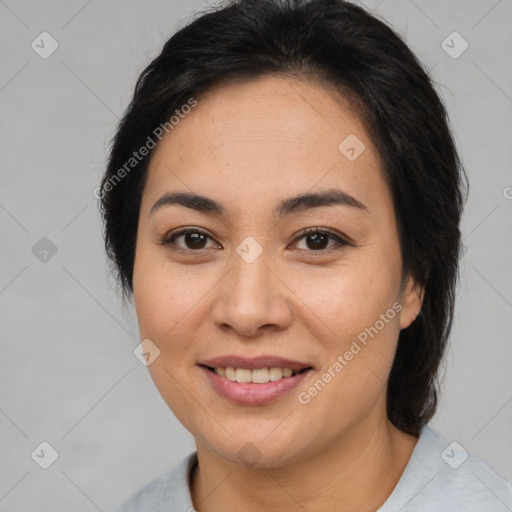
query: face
[{"left": 132, "top": 75, "right": 422, "bottom": 468}]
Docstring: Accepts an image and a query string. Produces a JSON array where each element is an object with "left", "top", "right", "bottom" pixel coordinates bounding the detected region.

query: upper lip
[{"left": 199, "top": 355, "right": 313, "bottom": 371}]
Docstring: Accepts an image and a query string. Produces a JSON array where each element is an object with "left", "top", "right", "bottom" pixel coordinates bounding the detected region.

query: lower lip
[{"left": 200, "top": 366, "right": 312, "bottom": 405}]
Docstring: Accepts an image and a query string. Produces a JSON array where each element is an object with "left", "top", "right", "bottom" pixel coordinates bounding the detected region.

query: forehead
[{"left": 143, "top": 75, "right": 387, "bottom": 214}]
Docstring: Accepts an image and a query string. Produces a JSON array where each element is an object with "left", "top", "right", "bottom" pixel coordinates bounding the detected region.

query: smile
[
  {"left": 206, "top": 366, "right": 310, "bottom": 383},
  {"left": 199, "top": 364, "right": 313, "bottom": 405}
]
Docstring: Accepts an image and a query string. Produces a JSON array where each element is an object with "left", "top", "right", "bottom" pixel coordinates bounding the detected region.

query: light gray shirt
[{"left": 111, "top": 425, "right": 512, "bottom": 511}]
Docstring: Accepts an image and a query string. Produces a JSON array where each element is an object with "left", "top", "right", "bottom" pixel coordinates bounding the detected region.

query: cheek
[
  {"left": 133, "top": 248, "right": 213, "bottom": 345},
  {"left": 288, "top": 250, "right": 402, "bottom": 393},
  {"left": 294, "top": 294, "right": 401, "bottom": 434},
  {"left": 133, "top": 252, "right": 210, "bottom": 430},
  {"left": 133, "top": 262, "right": 169, "bottom": 341},
  {"left": 289, "top": 254, "right": 401, "bottom": 339}
]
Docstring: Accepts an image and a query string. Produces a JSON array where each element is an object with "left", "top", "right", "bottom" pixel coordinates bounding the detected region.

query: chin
[{"left": 193, "top": 417, "right": 318, "bottom": 469}]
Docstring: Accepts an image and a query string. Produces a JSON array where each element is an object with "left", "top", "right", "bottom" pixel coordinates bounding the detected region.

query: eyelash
[{"left": 158, "top": 226, "right": 351, "bottom": 254}]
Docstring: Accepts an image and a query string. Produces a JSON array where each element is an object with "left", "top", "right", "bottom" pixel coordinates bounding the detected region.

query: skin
[{"left": 132, "top": 75, "right": 424, "bottom": 512}]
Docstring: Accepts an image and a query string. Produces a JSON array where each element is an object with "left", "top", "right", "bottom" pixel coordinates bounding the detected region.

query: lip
[
  {"left": 199, "top": 355, "right": 313, "bottom": 371},
  {"left": 200, "top": 365, "right": 313, "bottom": 405}
]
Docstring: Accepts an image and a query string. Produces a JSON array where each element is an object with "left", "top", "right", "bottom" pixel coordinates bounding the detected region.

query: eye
[
  {"left": 291, "top": 227, "right": 350, "bottom": 253},
  {"left": 159, "top": 226, "right": 351, "bottom": 254},
  {"left": 159, "top": 227, "right": 220, "bottom": 251}
]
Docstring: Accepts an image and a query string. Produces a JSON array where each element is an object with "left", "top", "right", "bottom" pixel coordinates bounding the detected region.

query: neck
[{"left": 190, "top": 410, "right": 418, "bottom": 512}]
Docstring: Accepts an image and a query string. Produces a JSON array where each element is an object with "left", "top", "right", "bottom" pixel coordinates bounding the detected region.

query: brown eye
[
  {"left": 160, "top": 228, "right": 219, "bottom": 251},
  {"left": 181, "top": 232, "right": 208, "bottom": 249},
  {"left": 159, "top": 226, "right": 349, "bottom": 254},
  {"left": 293, "top": 228, "right": 350, "bottom": 253}
]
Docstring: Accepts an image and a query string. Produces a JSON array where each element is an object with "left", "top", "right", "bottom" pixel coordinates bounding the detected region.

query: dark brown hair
[{"left": 99, "top": 0, "right": 467, "bottom": 435}]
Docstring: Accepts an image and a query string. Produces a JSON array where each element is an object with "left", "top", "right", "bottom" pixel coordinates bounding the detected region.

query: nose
[{"left": 210, "top": 250, "right": 292, "bottom": 339}]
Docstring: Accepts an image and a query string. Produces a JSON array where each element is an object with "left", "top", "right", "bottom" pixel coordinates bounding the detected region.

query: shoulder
[
  {"left": 110, "top": 452, "right": 197, "bottom": 512},
  {"left": 380, "top": 425, "right": 512, "bottom": 511}
]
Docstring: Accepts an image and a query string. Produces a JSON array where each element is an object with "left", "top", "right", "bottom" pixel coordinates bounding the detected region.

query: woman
[{"left": 99, "top": 0, "right": 512, "bottom": 510}]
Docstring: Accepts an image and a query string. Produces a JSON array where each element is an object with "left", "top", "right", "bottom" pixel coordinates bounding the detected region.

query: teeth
[
  {"left": 214, "top": 366, "right": 303, "bottom": 383},
  {"left": 252, "top": 368, "right": 269, "bottom": 383},
  {"left": 235, "top": 368, "right": 251, "bottom": 383},
  {"left": 269, "top": 367, "right": 283, "bottom": 381}
]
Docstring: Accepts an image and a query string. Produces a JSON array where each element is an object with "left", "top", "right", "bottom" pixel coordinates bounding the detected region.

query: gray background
[{"left": 1, "top": 0, "right": 511, "bottom": 510}]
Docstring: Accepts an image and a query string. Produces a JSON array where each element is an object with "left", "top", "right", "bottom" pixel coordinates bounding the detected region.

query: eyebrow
[{"left": 149, "top": 187, "right": 368, "bottom": 218}]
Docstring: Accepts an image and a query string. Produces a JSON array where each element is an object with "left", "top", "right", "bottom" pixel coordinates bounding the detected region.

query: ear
[{"left": 399, "top": 275, "right": 425, "bottom": 330}]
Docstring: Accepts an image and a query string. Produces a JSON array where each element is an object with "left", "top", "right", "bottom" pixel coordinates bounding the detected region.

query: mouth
[
  {"left": 197, "top": 357, "right": 314, "bottom": 405},
  {"left": 200, "top": 365, "right": 312, "bottom": 383}
]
